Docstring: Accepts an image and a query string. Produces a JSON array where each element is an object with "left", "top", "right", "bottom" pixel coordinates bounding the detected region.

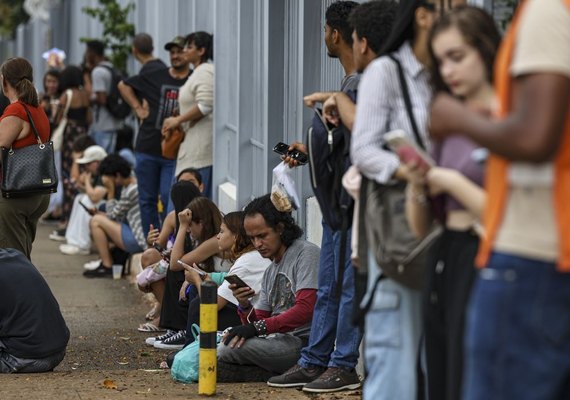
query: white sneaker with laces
[
  {"left": 60, "top": 244, "right": 90, "bottom": 256},
  {"left": 146, "top": 330, "right": 176, "bottom": 346}
]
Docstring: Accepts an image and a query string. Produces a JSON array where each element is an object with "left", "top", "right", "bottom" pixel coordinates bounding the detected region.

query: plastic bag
[{"left": 271, "top": 162, "right": 300, "bottom": 212}]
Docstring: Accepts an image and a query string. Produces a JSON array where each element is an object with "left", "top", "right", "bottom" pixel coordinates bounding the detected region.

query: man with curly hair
[{"left": 216, "top": 194, "right": 320, "bottom": 382}]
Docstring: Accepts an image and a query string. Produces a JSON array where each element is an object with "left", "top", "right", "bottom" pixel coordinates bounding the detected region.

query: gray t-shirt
[
  {"left": 254, "top": 239, "right": 320, "bottom": 316},
  {"left": 91, "top": 62, "right": 121, "bottom": 132}
]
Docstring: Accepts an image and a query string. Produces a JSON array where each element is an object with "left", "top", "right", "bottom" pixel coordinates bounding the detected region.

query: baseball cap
[
  {"left": 164, "top": 36, "right": 187, "bottom": 51},
  {"left": 76, "top": 145, "right": 108, "bottom": 164}
]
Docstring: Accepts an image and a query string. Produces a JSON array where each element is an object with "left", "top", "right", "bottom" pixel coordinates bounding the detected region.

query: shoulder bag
[
  {"left": 362, "top": 55, "right": 441, "bottom": 291},
  {"left": 161, "top": 126, "right": 184, "bottom": 160},
  {"left": 51, "top": 89, "right": 72, "bottom": 152},
  {"left": 1, "top": 104, "right": 58, "bottom": 198}
]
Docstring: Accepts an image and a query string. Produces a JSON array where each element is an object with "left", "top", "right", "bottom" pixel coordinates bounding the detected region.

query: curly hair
[
  {"left": 243, "top": 194, "right": 303, "bottom": 247},
  {"left": 325, "top": 1, "right": 359, "bottom": 46},
  {"left": 222, "top": 211, "right": 254, "bottom": 262},
  {"left": 348, "top": 0, "right": 398, "bottom": 55}
]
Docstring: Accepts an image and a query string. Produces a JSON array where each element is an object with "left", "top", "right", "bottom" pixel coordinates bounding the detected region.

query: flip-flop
[{"left": 138, "top": 322, "right": 166, "bottom": 333}]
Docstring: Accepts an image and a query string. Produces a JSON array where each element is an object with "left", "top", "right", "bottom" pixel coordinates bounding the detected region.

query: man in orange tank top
[{"left": 429, "top": 1, "right": 570, "bottom": 399}]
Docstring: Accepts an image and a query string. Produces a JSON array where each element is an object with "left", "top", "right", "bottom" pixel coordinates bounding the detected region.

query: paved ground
[{"left": 0, "top": 223, "right": 362, "bottom": 400}]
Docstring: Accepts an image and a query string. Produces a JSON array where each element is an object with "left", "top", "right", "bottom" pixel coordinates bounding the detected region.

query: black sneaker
[
  {"left": 302, "top": 367, "right": 361, "bottom": 393},
  {"left": 218, "top": 360, "right": 276, "bottom": 383},
  {"left": 145, "top": 330, "right": 176, "bottom": 347},
  {"left": 154, "top": 330, "right": 186, "bottom": 350},
  {"left": 82, "top": 263, "right": 112, "bottom": 278},
  {"left": 267, "top": 364, "right": 325, "bottom": 388}
]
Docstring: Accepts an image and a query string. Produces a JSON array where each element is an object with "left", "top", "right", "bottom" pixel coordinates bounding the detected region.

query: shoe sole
[
  {"left": 267, "top": 381, "right": 309, "bottom": 388},
  {"left": 49, "top": 236, "right": 66, "bottom": 242},
  {"left": 302, "top": 382, "right": 361, "bottom": 393},
  {"left": 153, "top": 343, "right": 184, "bottom": 350}
]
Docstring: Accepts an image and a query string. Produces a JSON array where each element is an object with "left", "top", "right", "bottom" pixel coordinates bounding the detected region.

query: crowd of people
[{"left": 0, "top": 0, "right": 569, "bottom": 399}]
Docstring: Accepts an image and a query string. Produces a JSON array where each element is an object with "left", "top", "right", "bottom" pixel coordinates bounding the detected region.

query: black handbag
[{"left": 1, "top": 104, "right": 58, "bottom": 198}]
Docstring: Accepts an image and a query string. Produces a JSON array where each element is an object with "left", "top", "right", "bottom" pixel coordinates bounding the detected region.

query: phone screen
[{"left": 273, "top": 142, "right": 290, "bottom": 156}]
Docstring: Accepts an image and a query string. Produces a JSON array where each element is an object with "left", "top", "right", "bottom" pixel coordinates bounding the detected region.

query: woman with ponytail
[
  {"left": 0, "top": 57, "right": 51, "bottom": 258},
  {"left": 162, "top": 31, "right": 215, "bottom": 198}
]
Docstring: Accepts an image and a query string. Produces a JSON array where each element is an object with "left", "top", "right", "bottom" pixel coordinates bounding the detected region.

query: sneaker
[
  {"left": 82, "top": 264, "right": 112, "bottom": 278},
  {"left": 267, "top": 364, "right": 325, "bottom": 388},
  {"left": 49, "top": 228, "right": 66, "bottom": 242},
  {"left": 218, "top": 360, "right": 277, "bottom": 383},
  {"left": 302, "top": 367, "right": 361, "bottom": 393},
  {"left": 84, "top": 259, "right": 102, "bottom": 271},
  {"left": 146, "top": 330, "right": 176, "bottom": 347},
  {"left": 153, "top": 330, "right": 186, "bottom": 350},
  {"left": 60, "top": 244, "right": 90, "bottom": 256}
]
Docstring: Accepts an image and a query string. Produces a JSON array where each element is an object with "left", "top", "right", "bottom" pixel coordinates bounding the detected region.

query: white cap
[{"left": 76, "top": 145, "right": 107, "bottom": 164}]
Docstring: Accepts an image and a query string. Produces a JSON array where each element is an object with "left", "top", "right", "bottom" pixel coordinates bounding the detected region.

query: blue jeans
[
  {"left": 363, "top": 250, "right": 423, "bottom": 400},
  {"left": 90, "top": 130, "right": 117, "bottom": 154},
  {"left": 298, "top": 221, "right": 362, "bottom": 370},
  {"left": 463, "top": 252, "right": 570, "bottom": 400},
  {"left": 134, "top": 152, "right": 175, "bottom": 237}
]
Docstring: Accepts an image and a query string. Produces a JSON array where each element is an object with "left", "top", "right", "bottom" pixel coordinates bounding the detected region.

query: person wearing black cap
[{"left": 118, "top": 35, "right": 191, "bottom": 238}]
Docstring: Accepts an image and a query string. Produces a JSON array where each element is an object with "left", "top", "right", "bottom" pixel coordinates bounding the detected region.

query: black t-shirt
[
  {"left": 140, "top": 58, "right": 167, "bottom": 75},
  {"left": 124, "top": 66, "right": 190, "bottom": 156},
  {"left": 0, "top": 249, "right": 70, "bottom": 359},
  {"left": 0, "top": 92, "right": 9, "bottom": 115}
]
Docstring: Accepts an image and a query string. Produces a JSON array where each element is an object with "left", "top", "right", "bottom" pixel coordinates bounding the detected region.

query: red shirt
[{"left": 0, "top": 101, "right": 50, "bottom": 149}]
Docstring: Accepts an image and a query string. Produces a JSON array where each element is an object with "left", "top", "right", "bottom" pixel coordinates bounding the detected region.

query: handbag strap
[
  {"left": 21, "top": 104, "right": 44, "bottom": 145},
  {"left": 388, "top": 54, "right": 426, "bottom": 151}
]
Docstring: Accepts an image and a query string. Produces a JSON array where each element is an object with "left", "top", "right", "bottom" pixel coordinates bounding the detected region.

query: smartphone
[
  {"left": 273, "top": 142, "right": 309, "bottom": 165},
  {"left": 79, "top": 201, "right": 96, "bottom": 216},
  {"left": 153, "top": 242, "right": 170, "bottom": 262},
  {"left": 384, "top": 130, "right": 434, "bottom": 173},
  {"left": 224, "top": 274, "right": 249, "bottom": 289},
  {"left": 177, "top": 259, "right": 207, "bottom": 276}
]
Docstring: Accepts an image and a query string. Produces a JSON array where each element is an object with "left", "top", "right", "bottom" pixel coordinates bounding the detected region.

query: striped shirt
[
  {"left": 106, "top": 182, "right": 146, "bottom": 250},
  {"left": 351, "top": 41, "right": 432, "bottom": 183}
]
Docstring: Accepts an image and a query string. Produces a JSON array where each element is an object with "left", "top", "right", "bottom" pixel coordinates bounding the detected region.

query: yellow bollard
[{"left": 199, "top": 280, "right": 217, "bottom": 395}]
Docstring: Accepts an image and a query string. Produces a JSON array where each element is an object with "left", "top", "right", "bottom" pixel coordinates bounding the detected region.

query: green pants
[{"left": 0, "top": 194, "right": 50, "bottom": 259}]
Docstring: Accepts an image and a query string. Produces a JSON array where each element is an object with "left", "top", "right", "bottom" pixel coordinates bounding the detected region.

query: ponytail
[
  {"left": 1, "top": 57, "right": 39, "bottom": 107},
  {"left": 16, "top": 78, "right": 39, "bottom": 107}
]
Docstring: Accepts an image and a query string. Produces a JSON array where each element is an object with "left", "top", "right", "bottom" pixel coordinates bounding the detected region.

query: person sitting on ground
[
  {"left": 217, "top": 194, "right": 320, "bottom": 382},
  {"left": 0, "top": 248, "right": 70, "bottom": 373},
  {"left": 57, "top": 142, "right": 107, "bottom": 255},
  {"left": 148, "top": 196, "right": 230, "bottom": 351},
  {"left": 137, "top": 177, "right": 203, "bottom": 333},
  {"left": 83, "top": 154, "right": 146, "bottom": 278}
]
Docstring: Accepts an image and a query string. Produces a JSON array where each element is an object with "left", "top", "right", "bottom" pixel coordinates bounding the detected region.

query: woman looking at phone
[{"left": 403, "top": 7, "right": 500, "bottom": 400}]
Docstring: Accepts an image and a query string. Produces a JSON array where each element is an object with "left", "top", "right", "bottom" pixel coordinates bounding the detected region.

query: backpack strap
[{"left": 388, "top": 54, "right": 426, "bottom": 151}]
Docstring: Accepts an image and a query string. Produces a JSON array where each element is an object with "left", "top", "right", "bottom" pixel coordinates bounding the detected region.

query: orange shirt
[
  {"left": 0, "top": 101, "right": 51, "bottom": 149},
  {"left": 476, "top": 0, "right": 570, "bottom": 270}
]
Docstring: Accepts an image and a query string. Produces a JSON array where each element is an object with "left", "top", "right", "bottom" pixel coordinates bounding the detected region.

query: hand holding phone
[
  {"left": 79, "top": 201, "right": 96, "bottom": 216},
  {"left": 224, "top": 274, "right": 249, "bottom": 289},
  {"left": 177, "top": 260, "right": 206, "bottom": 277},
  {"left": 273, "top": 142, "right": 308, "bottom": 166},
  {"left": 384, "top": 130, "right": 434, "bottom": 174}
]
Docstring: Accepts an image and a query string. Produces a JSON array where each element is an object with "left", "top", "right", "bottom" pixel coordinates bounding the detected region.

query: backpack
[{"left": 99, "top": 64, "right": 131, "bottom": 120}]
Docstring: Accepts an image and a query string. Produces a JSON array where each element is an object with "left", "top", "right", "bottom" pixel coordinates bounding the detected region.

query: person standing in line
[
  {"left": 118, "top": 35, "right": 190, "bottom": 237},
  {"left": 84, "top": 40, "right": 121, "bottom": 154},
  {"left": 430, "top": 1, "right": 570, "bottom": 398},
  {"left": 0, "top": 57, "right": 52, "bottom": 259},
  {"left": 162, "top": 32, "right": 214, "bottom": 199}
]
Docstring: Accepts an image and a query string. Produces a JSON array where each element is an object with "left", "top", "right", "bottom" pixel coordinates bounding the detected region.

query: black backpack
[{"left": 100, "top": 64, "right": 131, "bottom": 120}]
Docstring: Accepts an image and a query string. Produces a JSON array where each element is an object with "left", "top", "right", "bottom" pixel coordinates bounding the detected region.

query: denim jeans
[
  {"left": 463, "top": 252, "right": 570, "bottom": 400},
  {"left": 363, "top": 250, "right": 423, "bottom": 400},
  {"left": 298, "top": 220, "right": 362, "bottom": 370},
  {"left": 90, "top": 130, "right": 117, "bottom": 154},
  {"left": 135, "top": 152, "right": 175, "bottom": 237},
  {"left": 218, "top": 333, "right": 303, "bottom": 374}
]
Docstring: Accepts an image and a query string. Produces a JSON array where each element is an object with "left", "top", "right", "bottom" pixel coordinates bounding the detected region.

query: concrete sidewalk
[{"left": 0, "top": 223, "right": 355, "bottom": 399}]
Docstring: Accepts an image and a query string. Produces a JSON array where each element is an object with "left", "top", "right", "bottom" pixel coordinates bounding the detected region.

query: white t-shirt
[
  {"left": 91, "top": 62, "right": 121, "bottom": 132},
  {"left": 217, "top": 250, "right": 271, "bottom": 306}
]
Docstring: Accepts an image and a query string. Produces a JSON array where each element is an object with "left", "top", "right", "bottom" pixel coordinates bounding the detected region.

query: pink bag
[{"left": 136, "top": 260, "right": 168, "bottom": 287}]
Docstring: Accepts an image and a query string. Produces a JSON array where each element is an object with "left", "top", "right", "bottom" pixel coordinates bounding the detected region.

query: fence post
[{"left": 199, "top": 280, "right": 217, "bottom": 395}]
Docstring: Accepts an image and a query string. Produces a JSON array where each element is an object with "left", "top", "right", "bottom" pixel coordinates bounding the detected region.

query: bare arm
[
  {"left": 172, "top": 236, "right": 220, "bottom": 272},
  {"left": 405, "top": 183, "right": 433, "bottom": 239},
  {"left": 426, "top": 168, "right": 486, "bottom": 217},
  {"left": 323, "top": 92, "right": 356, "bottom": 131},
  {"left": 117, "top": 81, "right": 149, "bottom": 121},
  {"left": 162, "top": 105, "right": 204, "bottom": 134},
  {"left": 431, "top": 74, "right": 570, "bottom": 162},
  {"left": 0, "top": 116, "right": 26, "bottom": 147}
]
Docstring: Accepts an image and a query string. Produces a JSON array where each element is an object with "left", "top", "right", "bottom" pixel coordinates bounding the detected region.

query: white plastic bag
[{"left": 271, "top": 162, "right": 300, "bottom": 212}]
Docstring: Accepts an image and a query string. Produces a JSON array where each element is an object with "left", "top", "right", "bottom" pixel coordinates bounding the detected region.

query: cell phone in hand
[
  {"left": 384, "top": 130, "right": 434, "bottom": 173},
  {"left": 177, "top": 259, "right": 207, "bottom": 277},
  {"left": 153, "top": 242, "right": 170, "bottom": 262},
  {"left": 273, "top": 142, "right": 309, "bottom": 165},
  {"left": 224, "top": 274, "right": 249, "bottom": 289},
  {"left": 79, "top": 201, "right": 96, "bottom": 216}
]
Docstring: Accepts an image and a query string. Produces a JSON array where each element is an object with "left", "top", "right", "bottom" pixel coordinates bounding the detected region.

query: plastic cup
[{"left": 112, "top": 264, "right": 123, "bottom": 280}]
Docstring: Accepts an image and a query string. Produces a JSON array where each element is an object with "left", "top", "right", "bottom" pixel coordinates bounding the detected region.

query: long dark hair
[
  {"left": 170, "top": 180, "right": 202, "bottom": 253},
  {"left": 1, "top": 58, "right": 39, "bottom": 107},
  {"left": 186, "top": 31, "right": 213, "bottom": 63},
  {"left": 222, "top": 211, "right": 254, "bottom": 262},
  {"left": 188, "top": 197, "right": 222, "bottom": 272},
  {"left": 243, "top": 194, "right": 303, "bottom": 247},
  {"left": 428, "top": 5, "right": 501, "bottom": 94}
]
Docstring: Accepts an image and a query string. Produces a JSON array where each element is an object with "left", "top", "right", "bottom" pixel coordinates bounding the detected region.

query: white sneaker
[
  {"left": 60, "top": 244, "right": 90, "bottom": 256},
  {"left": 83, "top": 259, "right": 102, "bottom": 271}
]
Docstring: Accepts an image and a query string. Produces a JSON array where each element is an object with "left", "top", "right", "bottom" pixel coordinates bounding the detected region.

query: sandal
[{"left": 138, "top": 322, "right": 166, "bottom": 333}]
